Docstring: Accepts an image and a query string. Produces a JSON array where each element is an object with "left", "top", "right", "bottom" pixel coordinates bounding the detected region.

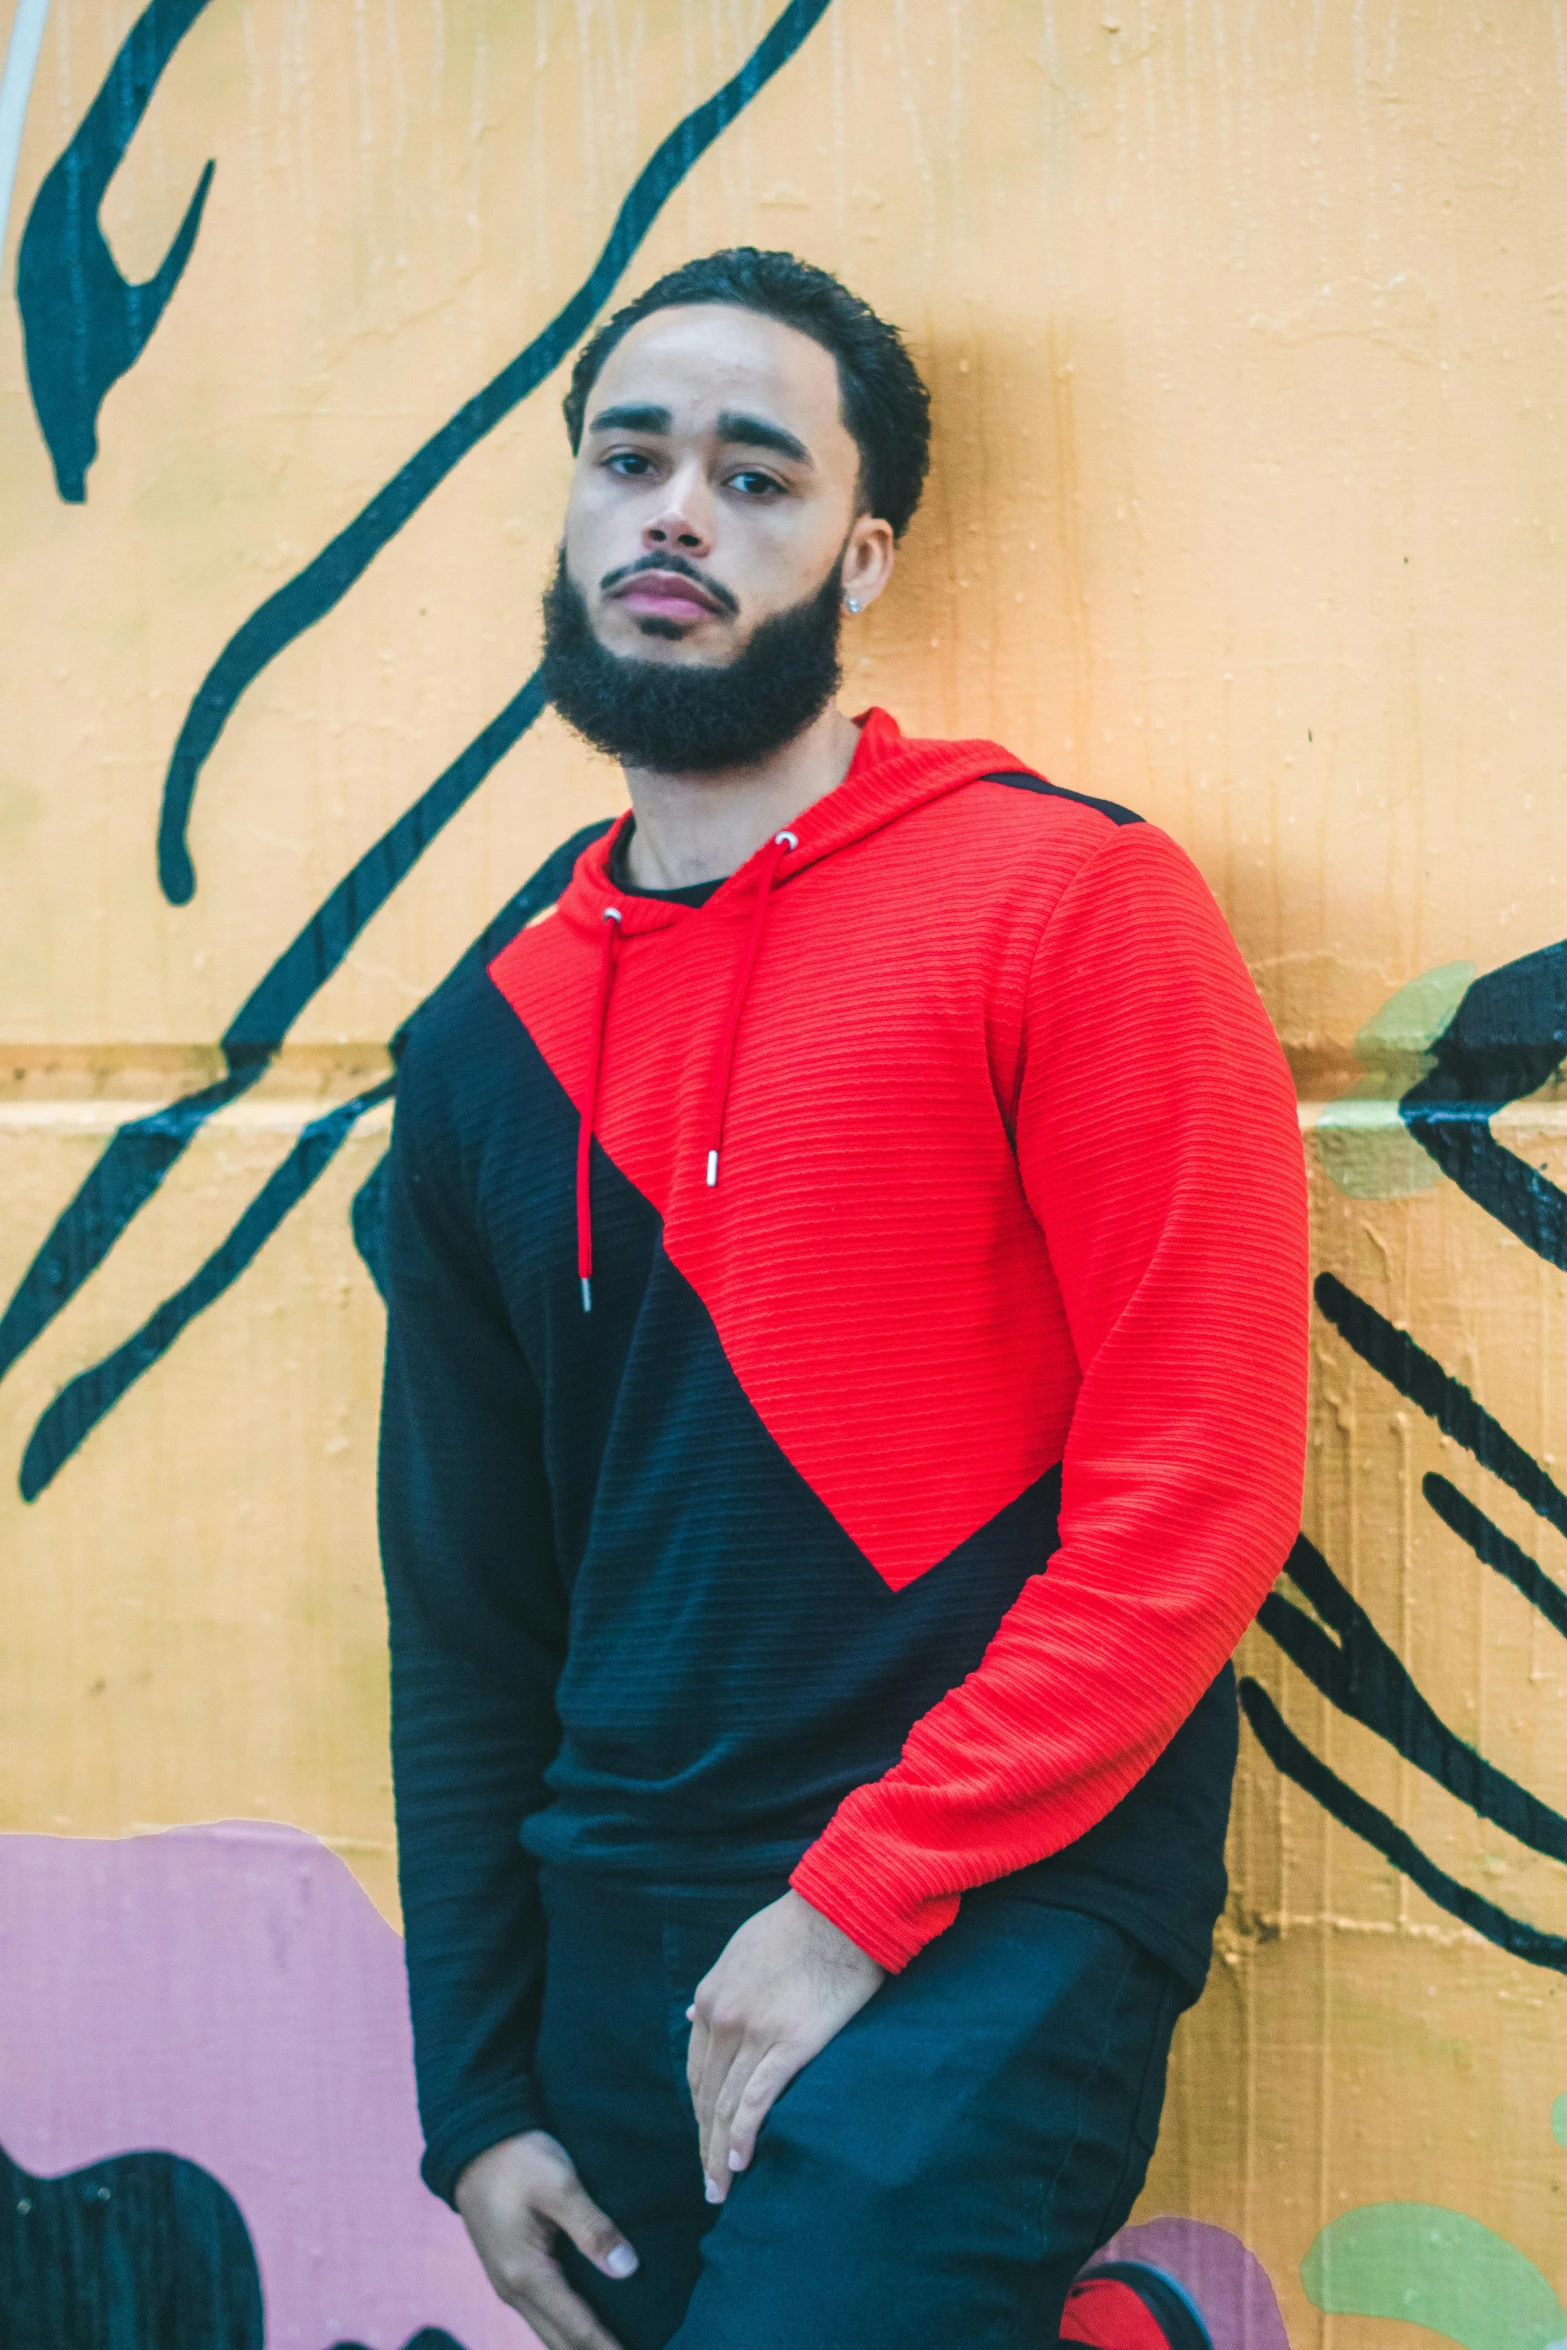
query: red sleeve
[{"left": 790, "top": 821, "right": 1309, "bottom": 1971}]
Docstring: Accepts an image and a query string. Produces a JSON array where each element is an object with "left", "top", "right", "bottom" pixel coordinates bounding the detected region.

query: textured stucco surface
[{"left": 3, "top": 5, "right": 1567, "bottom": 2344}]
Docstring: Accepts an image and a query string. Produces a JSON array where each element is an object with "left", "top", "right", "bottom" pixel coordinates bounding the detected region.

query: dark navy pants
[{"left": 534, "top": 1870, "right": 1185, "bottom": 2350}]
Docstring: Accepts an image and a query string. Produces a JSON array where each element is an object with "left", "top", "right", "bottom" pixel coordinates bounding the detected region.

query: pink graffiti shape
[
  {"left": 1094, "top": 2217, "right": 1291, "bottom": 2350},
  {"left": 0, "top": 1820, "right": 523, "bottom": 2349}
]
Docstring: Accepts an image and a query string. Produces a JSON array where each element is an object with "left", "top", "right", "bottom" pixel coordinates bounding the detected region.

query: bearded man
[{"left": 378, "top": 247, "right": 1308, "bottom": 2350}]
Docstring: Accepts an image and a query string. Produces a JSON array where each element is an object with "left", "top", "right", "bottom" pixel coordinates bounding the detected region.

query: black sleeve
[{"left": 377, "top": 1013, "right": 567, "bottom": 2206}]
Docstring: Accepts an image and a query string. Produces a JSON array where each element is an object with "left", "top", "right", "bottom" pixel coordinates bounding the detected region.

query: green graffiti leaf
[
  {"left": 1318, "top": 960, "right": 1477, "bottom": 1198},
  {"left": 1302, "top": 2204, "right": 1567, "bottom": 2350}
]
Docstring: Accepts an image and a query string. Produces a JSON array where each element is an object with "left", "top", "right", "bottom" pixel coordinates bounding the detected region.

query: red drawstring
[
  {"left": 704, "top": 830, "right": 796, "bottom": 1188},
  {"left": 576, "top": 905, "right": 622, "bottom": 1312},
  {"left": 576, "top": 831, "right": 797, "bottom": 1314}
]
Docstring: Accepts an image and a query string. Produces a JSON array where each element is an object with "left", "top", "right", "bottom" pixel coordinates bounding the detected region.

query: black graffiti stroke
[
  {"left": 17, "top": 0, "right": 219, "bottom": 504},
  {"left": 1265, "top": 924, "right": 1567, "bottom": 1950},
  {"left": 1313, "top": 1270, "right": 1567, "bottom": 1543},
  {"left": 155, "top": 0, "right": 835, "bottom": 904},
  {"left": 18, "top": 817, "right": 607, "bottom": 1499},
  {"left": 1260, "top": 1534, "right": 1567, "bottom": 1865},
  {"left": 1423, "top": 1472, "right": 1567, "bottom": 1645},
  {"left": 1, "top": 2136, "right": 262, "bottom": 2350},
  {"left": 0, "top": 2133, "right": 468, "bottom": 2350},
  {"left": 0, "top": 673, "right": 550, "bottom": 1402},
  {"left": 1252, "top": 1266, "right": 1567, "bottom": 1974},
  {"left": 5, "top": 0, "right": 833, "bottom": 1473},
  {"left": 1402, "top": 936, "right": 1567, "bottom": 1267},
  {"left": 3, "top": 0, "right": 832, "bottom": 1488},
  {"left": 20, "top": 1081, "right": 392, "bottom": 1501},
  {"left": 1237, "top": 1679, "right": 1567, "bottom": 1976}
]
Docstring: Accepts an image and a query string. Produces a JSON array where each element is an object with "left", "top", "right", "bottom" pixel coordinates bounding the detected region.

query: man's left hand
[{"left": 686, "top": 1888, "right": 885, "bottom": 2202}]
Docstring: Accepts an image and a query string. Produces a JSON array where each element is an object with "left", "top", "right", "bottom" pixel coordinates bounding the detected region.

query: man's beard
[{"left": 540, "top": 552, "right": 845, "bottom": 775}]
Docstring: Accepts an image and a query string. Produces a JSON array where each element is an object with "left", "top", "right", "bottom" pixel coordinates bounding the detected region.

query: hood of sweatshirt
[
  {"left": 560, "top": 706, "right": 1022, "bottom": 944},
  {"left": 549, "top": 707, "right": 1032, "bottom": 1307}
]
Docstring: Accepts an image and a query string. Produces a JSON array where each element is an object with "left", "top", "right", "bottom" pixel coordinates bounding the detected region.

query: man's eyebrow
[
  {"left": 587, "top": 403, "right": 673, "bottom": 436},
  {"left": 715, "top": 410, "right": 812, "bottom": 464}
]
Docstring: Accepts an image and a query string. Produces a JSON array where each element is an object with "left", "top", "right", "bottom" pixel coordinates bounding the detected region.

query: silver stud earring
[{"left": 845, "top": 595, "right": 862, "bottom": 615}]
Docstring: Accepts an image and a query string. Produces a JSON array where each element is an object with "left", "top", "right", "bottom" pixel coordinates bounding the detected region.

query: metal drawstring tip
[
  {"left": 706, "top": 1150, "right": 719, "bottom": 1187},
  {"left": 580, "top": 1276, "right": 593, "bottom": 1313}
]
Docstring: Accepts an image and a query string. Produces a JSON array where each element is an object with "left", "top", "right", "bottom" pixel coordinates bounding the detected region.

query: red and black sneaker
[{"left": 1059, "top": 2260, "right": 1214, "bottom": 2350}]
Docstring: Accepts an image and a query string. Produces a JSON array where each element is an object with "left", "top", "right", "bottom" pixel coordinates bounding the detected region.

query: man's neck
[{"left": 620, "top": 702, "right": 861, "bottom": 891}]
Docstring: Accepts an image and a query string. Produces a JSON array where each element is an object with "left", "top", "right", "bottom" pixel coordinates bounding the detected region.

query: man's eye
[
  {"left": 729, "top": 470, "right": 783, "bottom": 498},
  {"left": 605, "top": 450, "right": 656, "bottom": 478}
]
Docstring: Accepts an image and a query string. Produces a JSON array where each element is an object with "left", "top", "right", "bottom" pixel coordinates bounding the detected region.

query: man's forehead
[{"left": 590, "top": 304, "right": 846, "bottom": 436}]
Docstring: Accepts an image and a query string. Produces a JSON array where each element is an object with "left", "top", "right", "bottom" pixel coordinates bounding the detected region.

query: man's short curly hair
[{"left": 562, "top": 248, "right": 931, "bottom": 540}]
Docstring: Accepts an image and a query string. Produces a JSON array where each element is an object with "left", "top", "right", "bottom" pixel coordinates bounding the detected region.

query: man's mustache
[{"left": 598, "top": 550, "right": 740, "bottom": 618}]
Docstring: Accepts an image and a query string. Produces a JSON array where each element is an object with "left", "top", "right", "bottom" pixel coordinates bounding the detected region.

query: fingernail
[
  {"left": 605, "top": 2244, "right": 639, "bottom": 2279},
  {"left": 704, "top": 2177, "right": 723, "bottom": 2204},
  {"left": 727, "top": 2149, "right": 746, "bottom": 2172}
]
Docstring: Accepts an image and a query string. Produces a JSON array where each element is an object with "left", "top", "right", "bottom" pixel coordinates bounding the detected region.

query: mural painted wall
[{"left": 2, "top": 1, "right": 1565, "bottom": 2342}]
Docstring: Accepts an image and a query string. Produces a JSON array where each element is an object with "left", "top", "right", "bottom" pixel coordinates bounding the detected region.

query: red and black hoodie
[{"left": 378, "top": 709, "right": 1309, "bottom": 2205}]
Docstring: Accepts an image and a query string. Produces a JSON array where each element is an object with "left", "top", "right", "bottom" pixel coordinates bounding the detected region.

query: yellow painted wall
[{"left": 4, "top": 3, "right": 1567, "bottom": 2342}]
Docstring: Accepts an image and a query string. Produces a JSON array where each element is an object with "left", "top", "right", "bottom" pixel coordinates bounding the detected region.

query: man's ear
[{"left": 840, "top": 513, "right": 896, "bottom": 614}]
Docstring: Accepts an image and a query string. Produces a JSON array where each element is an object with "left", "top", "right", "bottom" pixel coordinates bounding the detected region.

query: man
[{"left": 378, "top": 247, "right": 1308, "bottom": 2350}]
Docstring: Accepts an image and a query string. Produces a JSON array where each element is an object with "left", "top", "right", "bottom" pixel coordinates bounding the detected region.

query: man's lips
[{"left": 607, "top": 570, "right": 726, "bottom": 622}]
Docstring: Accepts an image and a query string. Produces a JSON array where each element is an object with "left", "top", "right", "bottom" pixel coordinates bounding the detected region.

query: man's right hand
[{"left": 454, "top": 2131, "right": 639, "bottom": 2350}]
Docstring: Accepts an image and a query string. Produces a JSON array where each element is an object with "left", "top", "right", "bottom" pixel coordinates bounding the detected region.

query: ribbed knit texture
[{"left": 378, "top": 710, "right": 1308, "bottom": 2200}]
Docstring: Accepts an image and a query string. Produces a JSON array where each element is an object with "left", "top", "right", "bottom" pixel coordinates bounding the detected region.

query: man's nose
[{"left": 643, "top": 463, "right": 713, "bottom": 556}]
